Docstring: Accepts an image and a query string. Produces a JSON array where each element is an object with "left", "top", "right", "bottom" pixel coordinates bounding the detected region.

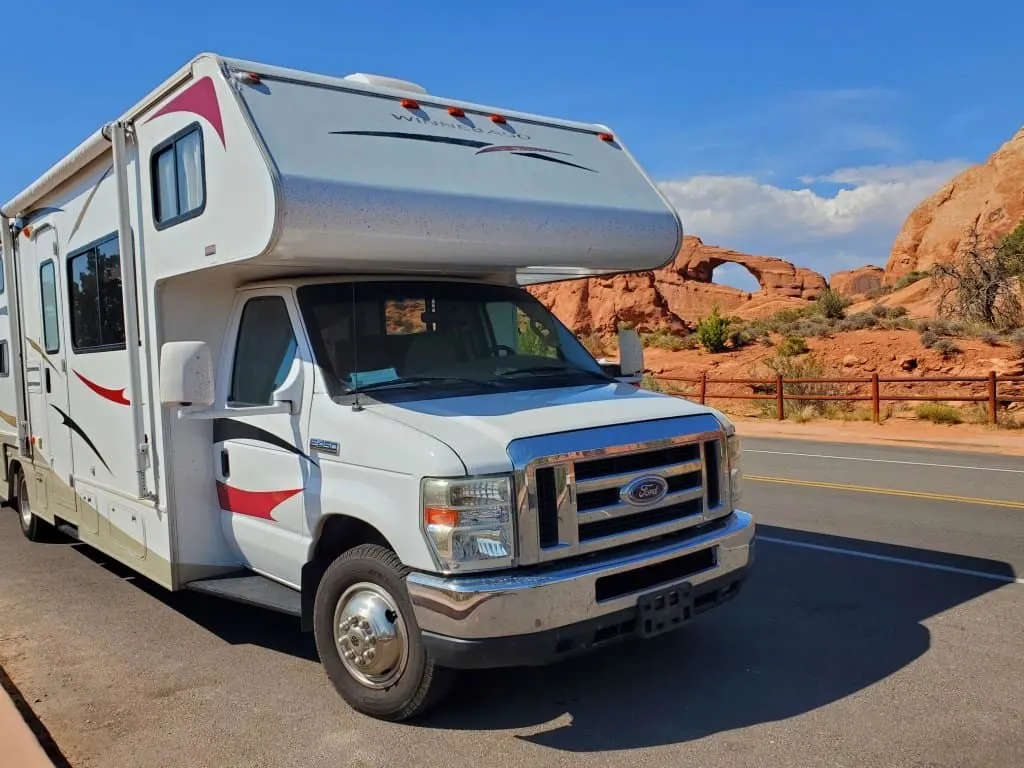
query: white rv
[{"left": 1, "top": 53, "right": 753, "bottom": 721}]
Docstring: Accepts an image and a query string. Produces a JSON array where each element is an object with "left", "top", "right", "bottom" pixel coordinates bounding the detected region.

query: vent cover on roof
[{"left": 343, "top": 72, "right": 427, "bottom": 95}]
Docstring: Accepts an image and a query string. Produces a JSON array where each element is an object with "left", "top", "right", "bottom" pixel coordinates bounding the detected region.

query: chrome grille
[{"left": 509, "top": 414, "right": 730, "bottom": 566}]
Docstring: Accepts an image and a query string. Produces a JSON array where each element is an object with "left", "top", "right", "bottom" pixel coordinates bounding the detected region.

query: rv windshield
[{"left": 296, "top": 280, "right": 611, "bottom": 399}]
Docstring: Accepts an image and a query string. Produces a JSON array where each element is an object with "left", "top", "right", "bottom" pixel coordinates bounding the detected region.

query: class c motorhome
[{"left": 0, "top": 53, "right": 753, "bottom": 721}]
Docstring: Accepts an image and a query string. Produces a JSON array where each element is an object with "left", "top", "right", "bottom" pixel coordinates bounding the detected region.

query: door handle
[
  {"left": 220, "top": 448, "right": 230, "bottom": 479},
  {"left": 44, "top": 367, "right": 51, "bottom": 394}
]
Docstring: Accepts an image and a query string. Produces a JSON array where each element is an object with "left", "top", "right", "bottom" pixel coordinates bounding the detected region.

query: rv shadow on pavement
[
  {"left": 416, "top": 524, "right": 1015, "bottom": 750},
  {"left": 67, "top": 523, "right": 1015, "bottom": 751}
]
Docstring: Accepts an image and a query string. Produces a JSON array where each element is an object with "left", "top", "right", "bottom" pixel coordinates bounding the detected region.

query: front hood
[{"left": 366, "top": 382, "right": 722, "bottom": 475}]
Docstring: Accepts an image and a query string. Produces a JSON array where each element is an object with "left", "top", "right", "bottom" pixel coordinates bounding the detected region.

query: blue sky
[{"left": 2, "top": 0, "right": 1021, "bottom": 289}]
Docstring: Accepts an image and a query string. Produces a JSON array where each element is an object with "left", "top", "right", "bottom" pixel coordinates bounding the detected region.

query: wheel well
[{"left": 300, "top": 515, "right": 393, "bottom": 632}]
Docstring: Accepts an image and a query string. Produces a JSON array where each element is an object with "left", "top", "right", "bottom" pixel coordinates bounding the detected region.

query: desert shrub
[
  {"left": 778, "top": 335, "right": 809, "bottom": 356},
  {"left": 1012, "top": 328, "right": 1024, "bottom": 357},
  {"left": 919, "top": 317, "right": 968, "bottom": 337},
  {"left": 915, "top": 403, "right": 962, "bottom": 425},
  {"left": 837, "top": 312, "right": 878, "bottom": 331},
  {"left": 695, "top": 307, "right": 732, "bottom": 353},
  {"left": 753, "top": 353, "right": 839, "bottom": 419},
  {"left": 981, "top": 331, "right": 1001, "bottom": 346},
  {"left": 640, "top": 373, "right": 663, "bottom": 392},
  {"left": 728, "top": 327, "right": 756, "bottom": 350},
  {"left": 894, "top": 270, "right": 930, "bottom": 290},
  {"left": 870, "top": 303, "right": 889, "bottom": 318},
  {"left": 879, "top": 315, "right": 916, "bottom": 331},
  {"left": 934, "top": 338, "right": 962, "bottom": 359},
  {"left": 815, "top": 287, "right": 848, "bottom": 320},
  {"left": 642, "top": 328, "right": 688, "bottom": 351},
  {"left": 887, "top": 305, "right": 910, "bottom": 318},
  {"left": 919, "top": 329, "right": 939, "bottom": 349},
  {"left": 865, "top": 285, "right": 894, "bottom": 300},
  {"left": 580, "top": 332, "right": 605, "bottom": 357}
]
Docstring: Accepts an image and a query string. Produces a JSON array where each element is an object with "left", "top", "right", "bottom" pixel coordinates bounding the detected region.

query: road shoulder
[{"left": 732, "top": 417, "right": 1024, "bottom": 456}]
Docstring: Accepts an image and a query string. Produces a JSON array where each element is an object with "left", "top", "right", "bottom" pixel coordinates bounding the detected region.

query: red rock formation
[
  {"left": 528, "top": 236, "right": 827, "bottom": 337},
  {"left": 886, "top": 126, "right": 1024, "bottom": 283},
  {"left": 830, "top": 265, "right": 885, "bottom": 297}
]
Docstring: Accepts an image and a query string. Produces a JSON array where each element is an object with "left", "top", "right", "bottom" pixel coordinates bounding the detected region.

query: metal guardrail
[{"left": 655, "top": 371, "right": 1024, "bottom": 424}]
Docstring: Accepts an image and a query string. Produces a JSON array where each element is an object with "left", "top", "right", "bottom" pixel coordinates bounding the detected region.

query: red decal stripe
[
  {"left": 74, "top": 370, "right": 130, "bottom": 405},
  {"left": 216, "top": 482, "right": 301, "bottom": 521},
  {"left": 146, "top": 76, "right": 226, "bottom": 147}
]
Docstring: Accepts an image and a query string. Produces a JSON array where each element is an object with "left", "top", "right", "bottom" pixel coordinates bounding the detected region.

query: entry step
[{"left": 186, "top": 572, "right": 302, "bottom": 617}]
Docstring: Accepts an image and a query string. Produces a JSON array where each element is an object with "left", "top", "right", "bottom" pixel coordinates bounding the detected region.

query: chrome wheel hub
[
  {"left": 333, "top": 582, "right": 408, "bottom": 689},
  {"left": 18, "top": 479, "right": 31, "bottom": 529}
]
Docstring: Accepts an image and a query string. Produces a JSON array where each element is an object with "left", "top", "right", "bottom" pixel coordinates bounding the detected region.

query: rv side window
[
  {"left": 229, "top": 297, "right": 298, "bottom": 406},
  {"left": 40, "top": 260, "right": 60, "bottom": 354},
  {"left": 0, "top": 341, "right": 8, "bottom": 377},
  {"left": 0, "top": 255, "right": 5, "bottom": 294},
  {"left": 151, "top": 124, "right": 205, "bottom": 229},
  {"left": 68, "top": 234, "right": 126, "bottom": 352}
]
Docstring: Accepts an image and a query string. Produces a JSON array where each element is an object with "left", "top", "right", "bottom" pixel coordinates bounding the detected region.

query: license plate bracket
[{"left": 637, "top": 582, "right": 694, "bottom": 638}]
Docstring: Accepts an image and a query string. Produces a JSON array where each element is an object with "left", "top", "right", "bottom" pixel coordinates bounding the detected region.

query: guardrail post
[
  {"left": 988, "top": 371, "right": 998, "bottom": 425},
  {"left": 871, "top": 373, "right": 880, "bottom": 423},
  {"left": 776, "top": 374, "right": 784, "bottom": 420},
  {"left": 699, "top": 372, "right": 707, "bottom": 405}
]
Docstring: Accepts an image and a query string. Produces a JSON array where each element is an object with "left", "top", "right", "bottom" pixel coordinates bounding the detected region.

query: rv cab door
[{"left": 212, "top": 291, "right": 313, "bottom": 586}]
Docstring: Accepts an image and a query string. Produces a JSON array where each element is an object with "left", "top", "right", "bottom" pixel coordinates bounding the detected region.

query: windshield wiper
[
  {"left": 495, "top": 365, "right": 612, "bottom": 382},
  {"left": 347, "top": 375, "right": 492, "bottom": 393}
]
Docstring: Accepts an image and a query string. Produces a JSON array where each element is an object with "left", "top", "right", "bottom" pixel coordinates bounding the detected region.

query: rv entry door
[{"left": 27, "top": 228, "right": 79, "bottom": 522}]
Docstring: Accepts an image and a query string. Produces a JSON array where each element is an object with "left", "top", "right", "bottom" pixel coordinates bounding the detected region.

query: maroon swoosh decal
[
  {"left": 216, "top": 483, "right": 301, "bottom": 521},
  {"left": 74, "top": 370, "right": 130, "bottom": 406},
  {"left": 146, "top": 76, "right": 225, "bottom": 147}
]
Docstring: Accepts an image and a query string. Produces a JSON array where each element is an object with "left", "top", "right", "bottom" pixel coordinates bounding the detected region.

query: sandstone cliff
[
  {"left": 829, "top": 265, "right": 885, "bottom": 298},
  {"left": 885, "top": 126, "right": 1024, "bottom": 283},
  {"left": 528, "top": 235, "right": 827, "bottom": 337}
]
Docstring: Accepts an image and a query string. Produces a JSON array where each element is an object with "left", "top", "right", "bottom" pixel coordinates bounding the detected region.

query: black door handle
[
  {"left": 220, "top": 448, "right": 230, "bottom": 479},
  {"left": 44, "top": 367, "right": 51, "bottom": 394}
]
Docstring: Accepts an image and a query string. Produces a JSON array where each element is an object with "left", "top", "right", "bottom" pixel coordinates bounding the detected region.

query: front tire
[{"left": 313, "top": 544, "right": 454, "bottom": 721}]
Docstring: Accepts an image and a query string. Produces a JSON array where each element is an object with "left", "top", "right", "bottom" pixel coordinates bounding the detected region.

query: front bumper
[{"left": 406, "top": 509, "right": 754, "bottom": 669}]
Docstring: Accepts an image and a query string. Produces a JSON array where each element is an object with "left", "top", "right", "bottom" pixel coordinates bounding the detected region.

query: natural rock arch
[{"left": 676, "top": 236, "right": 827, "bottom": 300}]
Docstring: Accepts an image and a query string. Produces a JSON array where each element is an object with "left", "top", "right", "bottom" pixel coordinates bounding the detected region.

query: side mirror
[
  {"left": 160, "top": 341, "right": 215, "bottom": 407},
  {"left": 618, "top": 328, "right": 645, "bottom": 377}
]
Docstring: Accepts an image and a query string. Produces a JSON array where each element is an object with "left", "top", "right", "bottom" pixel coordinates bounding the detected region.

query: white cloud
[{"left": 657, "top": 159, "right": 970, "bottom": 276}]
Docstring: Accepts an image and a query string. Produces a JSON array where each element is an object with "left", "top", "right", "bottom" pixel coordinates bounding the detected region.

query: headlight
[{"left": 421, "top": 475, "right": 514, "bottom": 572}]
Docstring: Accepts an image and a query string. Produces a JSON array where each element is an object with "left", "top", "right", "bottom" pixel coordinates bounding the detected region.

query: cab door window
[{"left": 228, "top": 297, "right": 298, "bottom": 406}]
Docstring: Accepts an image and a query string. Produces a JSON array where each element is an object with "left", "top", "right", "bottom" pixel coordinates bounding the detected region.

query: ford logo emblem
[{"left": 621, "top": 475, "right": 669, "bottom": 506}]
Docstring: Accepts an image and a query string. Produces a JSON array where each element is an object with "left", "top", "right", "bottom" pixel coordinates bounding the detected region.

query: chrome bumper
[{"left": 406, "top": 509, "right": 754, "bottom": 640}]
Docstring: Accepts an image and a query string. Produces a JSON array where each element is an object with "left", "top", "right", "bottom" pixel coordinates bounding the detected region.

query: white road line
[
  {"left": 760, "top": 536, "right": 1024, "bottom": 585},
  {"left": 745, "top": 449, "right": 1024, "bottom": 474}
]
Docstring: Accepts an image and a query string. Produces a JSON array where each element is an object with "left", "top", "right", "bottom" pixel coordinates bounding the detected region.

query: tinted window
[
  {"left": 68, "top": 234, "right": 126, "bottom": 351},
  {"left": 229, "top": 297, "right": 298, "bottom": 406},
  {"left": 40, "top": 261, "right": 60, "bottom": 353},
  {"left": 152, "top": 125, "right": 205, "bottom": 227}
]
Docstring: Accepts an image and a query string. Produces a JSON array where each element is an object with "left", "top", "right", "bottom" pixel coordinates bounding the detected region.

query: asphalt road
[{"left": 1, "top": 436, "right": 1022, "bottom": 768}]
